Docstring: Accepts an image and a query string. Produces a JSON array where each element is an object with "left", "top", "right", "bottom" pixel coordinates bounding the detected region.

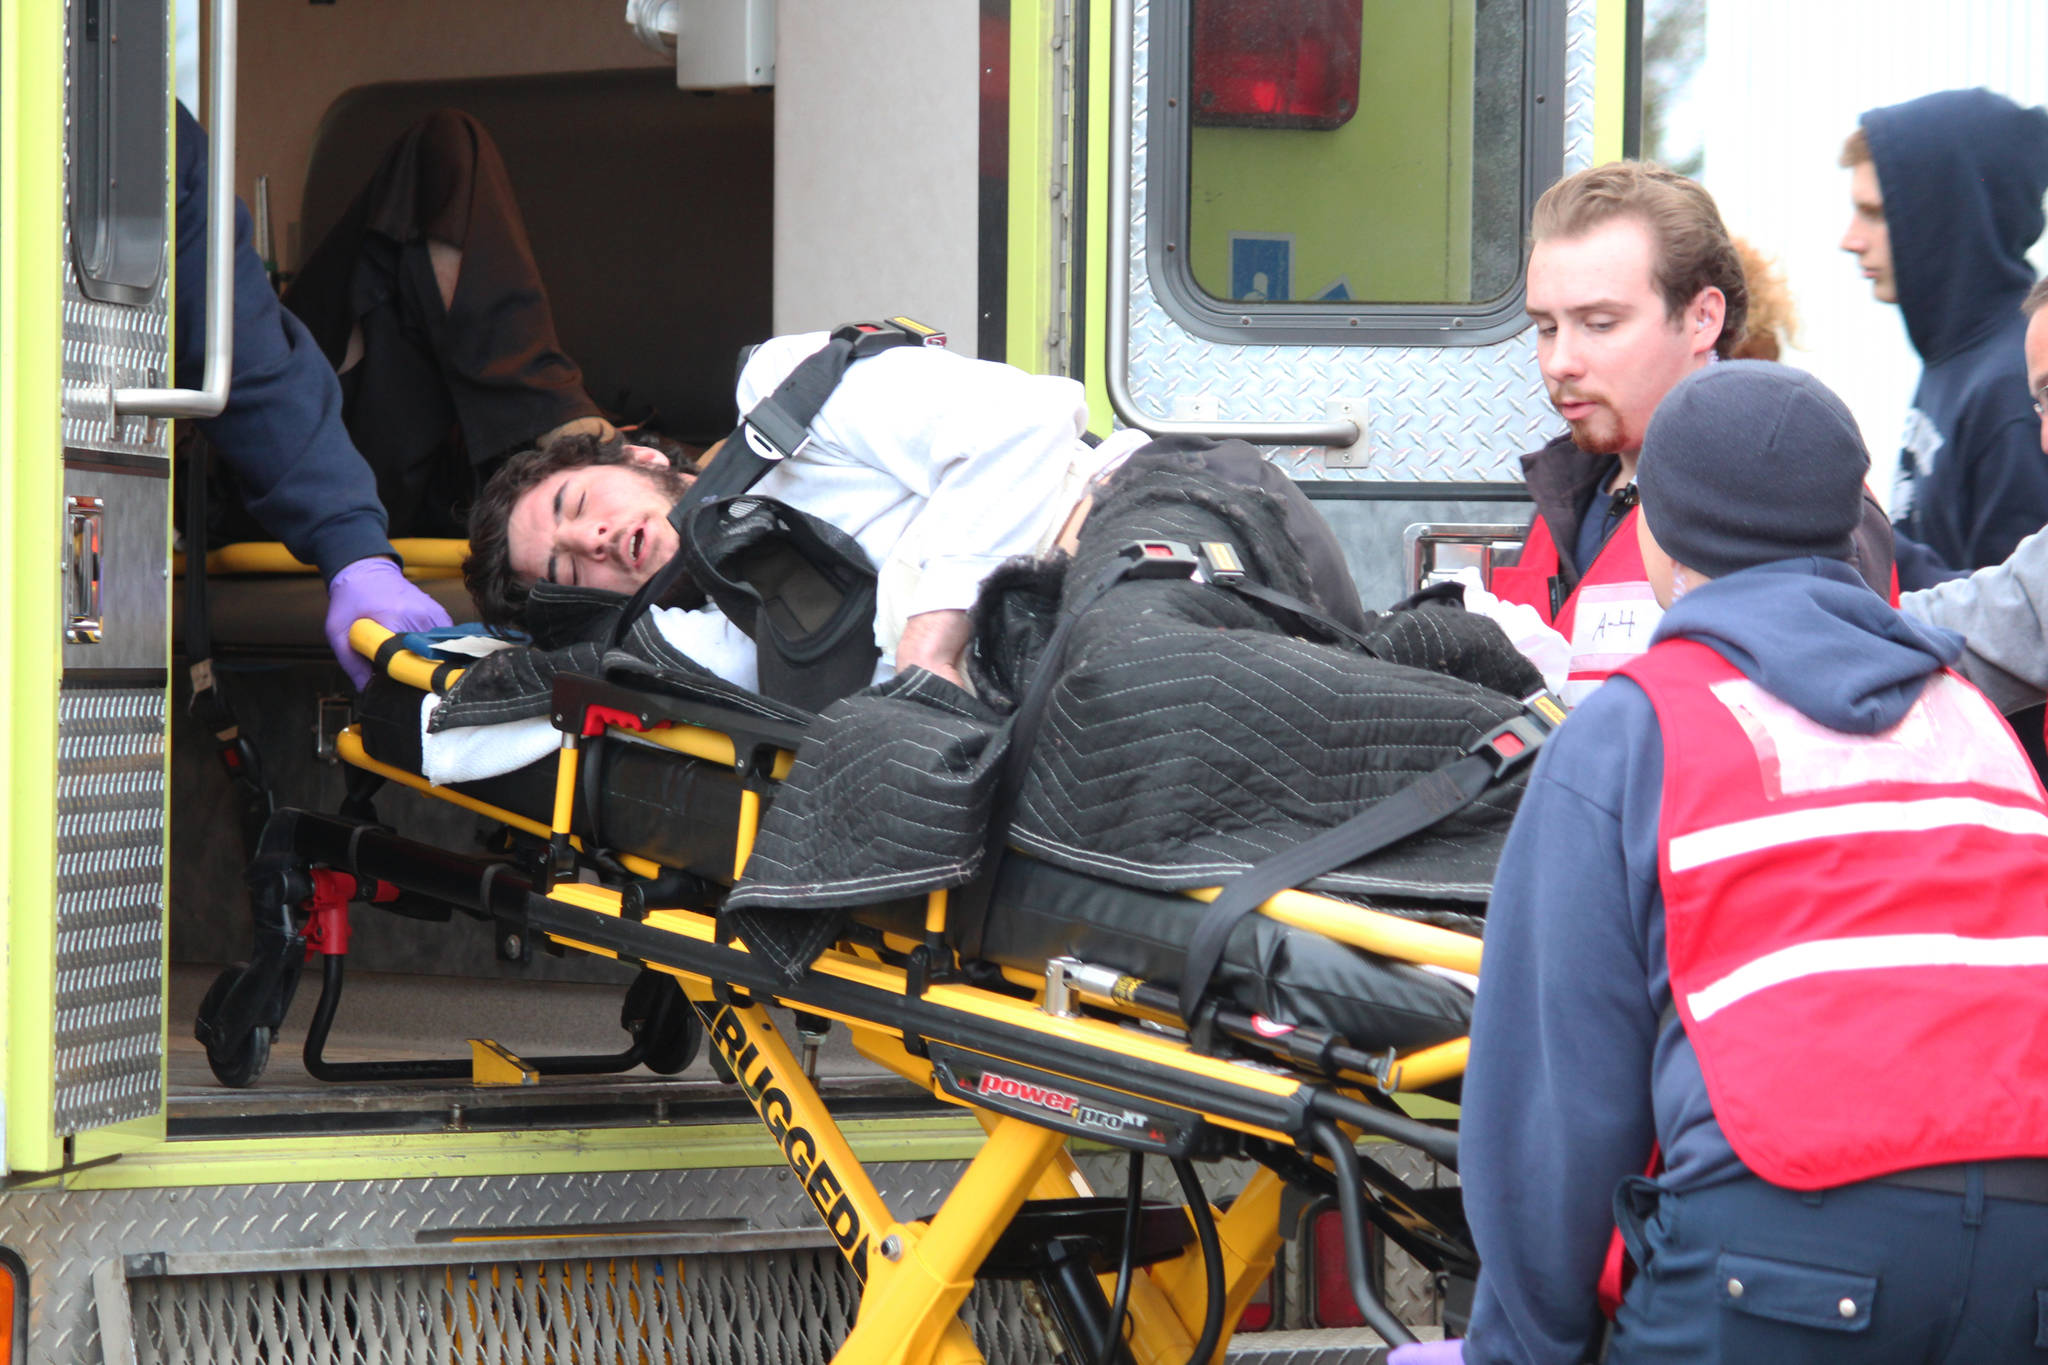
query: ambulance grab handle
[{"left": 112, "top": 0, "right": 237, "bottom": 420}]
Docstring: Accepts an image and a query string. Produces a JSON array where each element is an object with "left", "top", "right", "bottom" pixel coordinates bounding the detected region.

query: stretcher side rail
[{"left": 548, "top": 670, "right": 807, "bottom": 777}]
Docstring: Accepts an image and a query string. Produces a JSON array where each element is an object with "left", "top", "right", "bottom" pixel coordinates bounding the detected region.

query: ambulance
[{"left": 0, "top": 1, "right": 1624, "bottom": 1359}]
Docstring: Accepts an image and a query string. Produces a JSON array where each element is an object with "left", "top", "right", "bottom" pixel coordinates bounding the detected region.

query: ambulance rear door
[{"left": 1077, "top": 0, "right": 1632, "bottom": 603}]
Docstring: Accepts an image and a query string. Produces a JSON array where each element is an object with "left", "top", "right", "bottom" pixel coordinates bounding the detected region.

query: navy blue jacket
[
  {"left": 1864, "top": 89, "right": 2048, "bottom": 584},
  {"left": 175, "top": 105, "right": 392, "bottom": 580},
  {"left": 1460, "top": 558, "right": 1963, "bottom": 1365}
]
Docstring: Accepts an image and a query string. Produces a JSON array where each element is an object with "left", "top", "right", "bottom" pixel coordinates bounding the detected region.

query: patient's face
[{"left": 507, "top": 448, "right": 691, "bottom": 595}]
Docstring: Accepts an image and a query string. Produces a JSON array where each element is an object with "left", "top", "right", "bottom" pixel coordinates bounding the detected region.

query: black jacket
[{"left": 1514, "top": 433, "right": 1898, "bottom": 599}]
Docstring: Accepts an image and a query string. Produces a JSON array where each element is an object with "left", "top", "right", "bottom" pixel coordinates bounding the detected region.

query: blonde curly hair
[{"left": 1730, "top": 237, "right": 1797, "bottom": 362}]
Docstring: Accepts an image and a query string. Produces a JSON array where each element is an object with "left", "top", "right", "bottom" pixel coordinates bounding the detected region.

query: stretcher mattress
[{"left": 354, "top": 678, "right": 1476, "bottom": 1054}]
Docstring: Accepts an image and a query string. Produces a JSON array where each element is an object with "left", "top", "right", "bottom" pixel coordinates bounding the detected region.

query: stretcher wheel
[
  {"left": 197, "top": 965, "right": 273, "bottom": 1089},
  {"left": 623, "top": 969, "right": 702, "bottom": 1075}
]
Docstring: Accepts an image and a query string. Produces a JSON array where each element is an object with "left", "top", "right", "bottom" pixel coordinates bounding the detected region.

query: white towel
[
  {"left": 419, "top": 694, "right": 559, "bottom": 785},
  {"left": 417, "top": 606, "right": 772, "bottom": 785}
]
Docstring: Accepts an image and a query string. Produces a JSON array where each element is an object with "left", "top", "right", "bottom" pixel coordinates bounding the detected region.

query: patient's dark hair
[{"left": 462, "top": 431, "right": 693, "bottom": 627}]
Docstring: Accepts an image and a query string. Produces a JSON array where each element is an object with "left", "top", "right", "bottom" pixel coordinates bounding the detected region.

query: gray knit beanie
[{"left": 1636, "top": 361, "right": 1868, "bottom": 578}]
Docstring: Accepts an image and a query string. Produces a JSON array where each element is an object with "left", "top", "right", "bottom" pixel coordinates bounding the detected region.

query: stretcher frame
[{"left": 203, "top": 620, "right": 1486, "bottom": 1361}]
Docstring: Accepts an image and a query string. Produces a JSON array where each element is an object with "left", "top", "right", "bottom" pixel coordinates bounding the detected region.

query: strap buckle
[
  {"left": 740, "top": 413, "right": 805, "bottom": 463},
  {"left": 1197, "top": 541, "right": 1246, "bottom": 585},
  {"left": 835, "top": 316, "right": 948, "bottom": 351},
  {"left": 1114, "top": 540, "right": 1202, "bottom": 581},
  {"left": 1467, "top": 691, "right": 1567, "bottom": 777}
]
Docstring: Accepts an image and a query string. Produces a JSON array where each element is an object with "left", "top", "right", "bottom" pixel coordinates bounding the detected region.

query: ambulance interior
[
  {"left": 171, "top": 0, "right": 793, "bottom": 1121},
  {"left": 170, "top": 0, "right": 1545, "bottom": 1129}
]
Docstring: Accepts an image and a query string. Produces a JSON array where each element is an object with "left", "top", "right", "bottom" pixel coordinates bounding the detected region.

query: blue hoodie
[
  {"left": 175, "top": 105, "right": 395, "bottom": 580},
  {"left": 1460, "top": 558, "right": 1963, "bottom": 1365},
  {"left": 1863, "top": 89, "right": 2048, "bottom": 584}
]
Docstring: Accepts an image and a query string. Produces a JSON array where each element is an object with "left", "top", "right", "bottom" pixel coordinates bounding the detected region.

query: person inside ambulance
[
  {"left": 460, "top": 331, "right": 1367, "bottom": 692},
  {"left": 1443, "top": 362, "right": 2048, "bottom": 1365},
  {"left": 1485, "top": 162, "right": 1894, "bottom": 706},
  {"left": 176, "top": 104, "right": 452, "bottom": 688}
]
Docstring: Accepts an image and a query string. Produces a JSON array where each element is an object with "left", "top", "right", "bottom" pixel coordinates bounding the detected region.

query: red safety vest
[
  {"left": 1491, "top": 508, "right": 1662, "bottom": 706},
  {"left": 1617, "top": 638, "right": 2048, "bottom": 1189}
]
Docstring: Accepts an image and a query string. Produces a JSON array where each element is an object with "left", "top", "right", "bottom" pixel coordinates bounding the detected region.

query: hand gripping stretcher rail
[{"left": 193, "top": 605, "right": 1560, "bottom": 1363}]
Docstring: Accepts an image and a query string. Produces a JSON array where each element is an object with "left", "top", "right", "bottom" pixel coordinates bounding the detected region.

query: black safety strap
[
  {"left": 183, "top": 445, "right": 275, "bottom": 854},
  {"left": 1174, "top": 694, "right": 1563, "bottom": 1024},
  {"left": 606, "top": 318, "right": 941, "bottom": 651},
  {"left": 1220, "top": 580, "right": 1384, "bottom": 656},
  {"left": 978, "top": 542, "right": 1211, "bottom": 902},
  {"left": 1175, "top": 540, "right": 1384, "bottom": 656},
  {"left": 724, "top": 317, "right": 942, "bottom": 477}
]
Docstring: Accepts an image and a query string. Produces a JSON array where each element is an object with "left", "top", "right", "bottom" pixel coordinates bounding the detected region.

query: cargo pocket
[
  {"left": 1716, "top": 1251, "right": 1876, "bottom": 1332},
  {"left": 2035, "top": 1288, "right": 2048, "bottom": 1349}
]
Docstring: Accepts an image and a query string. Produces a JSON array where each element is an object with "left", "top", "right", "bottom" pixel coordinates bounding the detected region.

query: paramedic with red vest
[
  {"left": 1457, "top": 362, "right": 2048, "bottom": 1365},
  {"left": 1489, "top": 163, "right": 1894, "bottom": 705}
]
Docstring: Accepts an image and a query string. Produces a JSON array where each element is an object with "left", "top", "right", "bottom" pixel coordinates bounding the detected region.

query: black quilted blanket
[{"left": 728, "top": 447, "right": 1541, "bottom": 915}]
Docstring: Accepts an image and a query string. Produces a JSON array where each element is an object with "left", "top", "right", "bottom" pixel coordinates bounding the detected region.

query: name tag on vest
[{"left": 1567, "top": 581, "right": 1664, "bottom": 700}]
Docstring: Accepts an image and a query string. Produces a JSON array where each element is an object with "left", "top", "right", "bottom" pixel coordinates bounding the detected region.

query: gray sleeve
[{"left": 1899, "top": 527, "right": 2048, "bottom": 708}]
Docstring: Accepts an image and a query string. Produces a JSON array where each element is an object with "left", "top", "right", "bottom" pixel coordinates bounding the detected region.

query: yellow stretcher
[{"left": 195, "top": 620, "right": 1492, "bottom": 1361}]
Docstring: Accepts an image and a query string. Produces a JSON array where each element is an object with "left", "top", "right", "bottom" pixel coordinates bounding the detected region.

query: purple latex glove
[
  {"left": 324, "top": 556, "right": 454, "bottom": 689},
  {"left": 1387, "top": 1341, "right": 1464, "bottom": 1365}
]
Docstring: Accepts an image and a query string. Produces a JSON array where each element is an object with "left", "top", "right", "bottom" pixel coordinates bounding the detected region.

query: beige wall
[
  {"left": 222, "top": 0, "right": 665, "bottom": 269},
  {"left": 772, "top": 0, "right": 981, "bottom": 355}
]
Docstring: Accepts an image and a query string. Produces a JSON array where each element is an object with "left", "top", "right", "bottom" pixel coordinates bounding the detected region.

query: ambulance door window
[
  {"left": 1150, "top": 0, "right": 1563, "bottom": 346},
  {"left": 71, "top": 0, "right": 170, "bottom": 305}
]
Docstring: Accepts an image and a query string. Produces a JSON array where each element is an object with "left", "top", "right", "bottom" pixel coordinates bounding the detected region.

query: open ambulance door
[
  {"left": 1047, "top": 0, "right": 1635, "bottom": 605},
  {"left": 4, "top": 0, "right": 212, "bottom": 1176}
]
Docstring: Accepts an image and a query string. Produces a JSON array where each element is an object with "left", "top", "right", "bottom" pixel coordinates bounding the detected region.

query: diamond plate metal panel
[
  {"left": 6, "top": 1155, "right": 1418, "bottom": 1363},
  {"left": 1123, "top": 0, "right": 1598, "bottom": 482},
  {"left": 61, "top": 0, "right": 173, "bottom": 459},
  {"left": 1226, "top": 1327, "right": 1403, "bottom": 1362},
  {"left": 1375, "top": 1146, "right": 1459, "bottom": 1329},
  {"left": 62, "top": 279, "right": 174, "bottom": 457},
  {"left": 2, "top": 1163, "right": 1020, "bottom": 1365},
  {"left": 52, "top": 685, "right": 169, "bottom": 1134}
]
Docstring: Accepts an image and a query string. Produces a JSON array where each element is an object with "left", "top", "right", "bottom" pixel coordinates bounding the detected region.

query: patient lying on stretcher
[
  {"left": 386, "top": 395, "right": 1545, "bottom": 911},
  {"left": 422, "top": 328, "right": 1373, "bottom": 782},
  {"left": 356, "top": 433, "right": 1539, "bottom": 1055}
]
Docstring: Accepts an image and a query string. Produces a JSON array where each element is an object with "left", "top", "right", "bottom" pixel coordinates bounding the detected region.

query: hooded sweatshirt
[
  {"left": 1862, "top": 89, "right": 2048, "bottom": 583},
  {"left": 1460, "top": 557, "right": 1964, "bottom": 1365},
  {"left": 174, "top": 105, "right": 395, "bottom": 581}
]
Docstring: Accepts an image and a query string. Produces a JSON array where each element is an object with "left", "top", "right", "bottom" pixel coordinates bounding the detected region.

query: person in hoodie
[
  {"left": 1840, "top": 88, "right": 2048, "bottom": 586},
  {"left": 1891, "top": 277, "right": 2048, "bottom": 720},
  {"left": 1411, "top": 363, "right": 2048, "bottom": 1365}
]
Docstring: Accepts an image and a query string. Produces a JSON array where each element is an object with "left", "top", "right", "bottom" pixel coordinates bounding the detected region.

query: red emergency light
[{"left": 1191, "top": 0, "right": 1363, "bottom": 131}]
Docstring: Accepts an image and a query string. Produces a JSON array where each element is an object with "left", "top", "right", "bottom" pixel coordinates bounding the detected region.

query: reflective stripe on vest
[
  {"left": 1491, "top": 507, "right": 1660, "bottom": 706},
  {"left": 1618, "top": 639, "right": 2048, "bottom": 1189}
]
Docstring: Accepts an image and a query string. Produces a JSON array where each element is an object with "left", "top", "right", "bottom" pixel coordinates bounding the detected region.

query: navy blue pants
[{"left": 1605, "top": 1170, "right": 2048, "bottom": 1363}]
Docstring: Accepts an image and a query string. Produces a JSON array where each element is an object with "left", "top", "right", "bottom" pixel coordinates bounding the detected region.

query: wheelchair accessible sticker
[{"left": 1230, "top": 234, "right": 1293, "bottom": 301}]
